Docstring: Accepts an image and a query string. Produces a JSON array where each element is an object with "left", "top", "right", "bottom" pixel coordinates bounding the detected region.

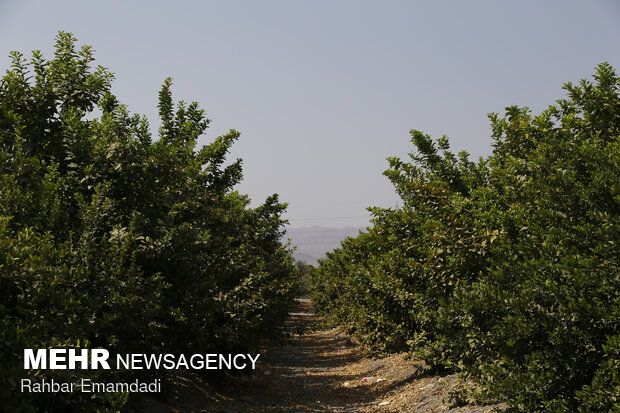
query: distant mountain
[{"left": 285, "top": 226, "right": 364, "bottom": 265}]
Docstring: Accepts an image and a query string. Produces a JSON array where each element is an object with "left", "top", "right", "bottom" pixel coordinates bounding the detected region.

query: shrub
[
  {"left": 312, "top": 63, "right": 620, "bottom": 411},
  {"left": 0, "top": 32, "right": 296, "bottom": 411}
]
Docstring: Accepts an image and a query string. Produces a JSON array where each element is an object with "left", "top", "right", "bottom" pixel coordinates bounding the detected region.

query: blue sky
[{"left": 1, "top": 1, "right": 619, "bottom": 228}]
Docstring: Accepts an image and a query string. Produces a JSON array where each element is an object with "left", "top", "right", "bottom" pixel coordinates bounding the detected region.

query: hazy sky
[{"left": 1, "top": 1, "right": 619, "bottom": 228}]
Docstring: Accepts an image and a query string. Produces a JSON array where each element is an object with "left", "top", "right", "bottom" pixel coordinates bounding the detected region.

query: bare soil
[{"left": 136, "top": 299, "right": 505, "bottom": 412}]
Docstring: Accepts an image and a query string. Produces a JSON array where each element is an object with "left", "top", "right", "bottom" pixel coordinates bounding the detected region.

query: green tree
[
  {"left": 312, "top": 63, "right": 619, "bottom": 411},
  {"left": 0, "top": 32, "right": 296, "bottom": 412}
]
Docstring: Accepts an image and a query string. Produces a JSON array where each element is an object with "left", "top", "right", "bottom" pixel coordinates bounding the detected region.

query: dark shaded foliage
[{"left": 0, "top": 33, "right": 297, "bottom": 412}]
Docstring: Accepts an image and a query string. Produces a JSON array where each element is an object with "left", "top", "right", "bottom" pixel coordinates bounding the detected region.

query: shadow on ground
[{"left": 132, "top": 299, "right": 505, "bottom": 413}]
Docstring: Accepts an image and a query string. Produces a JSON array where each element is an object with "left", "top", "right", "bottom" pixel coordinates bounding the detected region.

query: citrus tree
[
  {"left": 0, "top": 32, "right": 297, "bottom": 411},
  {"left": 312, "top": 63, "right": 619, "bottom": 411}
]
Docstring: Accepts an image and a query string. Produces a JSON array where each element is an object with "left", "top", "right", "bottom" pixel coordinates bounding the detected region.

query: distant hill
[{"left": 285, "top": 226, "right": 364, "bottom": 265}]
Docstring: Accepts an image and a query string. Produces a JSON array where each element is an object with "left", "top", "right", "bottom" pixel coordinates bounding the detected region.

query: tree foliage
[
  {"left": 0, "top": 32, "right": 297, "bottom": 412},
  {"left": 312, "top": 63, "right": 620, "bottom": 411}
]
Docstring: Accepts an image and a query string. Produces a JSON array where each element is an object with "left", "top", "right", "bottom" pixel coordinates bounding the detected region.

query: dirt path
[{"left": 143, "top": 299, "right": 505, "bottom": 412}]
